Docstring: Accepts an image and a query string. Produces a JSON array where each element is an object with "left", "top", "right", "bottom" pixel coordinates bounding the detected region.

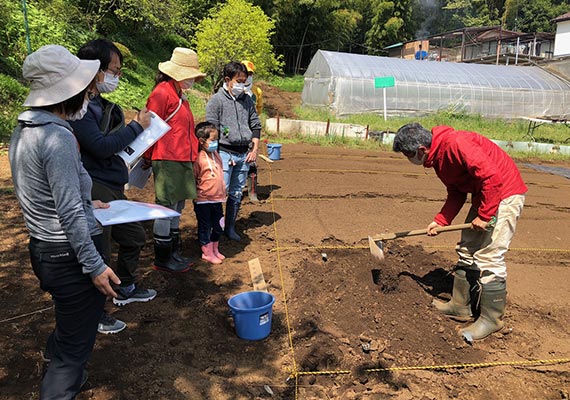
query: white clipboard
[
  {"left": 93, "top": 200, "right": 180, "bottom": 226},
  {"left": 117, "top": 112, "right": 171, "bottom": 168}
]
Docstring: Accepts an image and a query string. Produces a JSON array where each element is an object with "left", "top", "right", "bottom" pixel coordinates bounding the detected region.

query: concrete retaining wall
[{"left": 265, "top": 117, "right": 570, "bottom": 155}]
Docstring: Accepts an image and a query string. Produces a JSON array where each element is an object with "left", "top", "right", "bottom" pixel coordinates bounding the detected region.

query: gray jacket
[
  {"left": 205, "top": 87, "right": 261, "bottom": 150},
  {"left": 9, "top": 109, "right": 106, "bottom": 278}
]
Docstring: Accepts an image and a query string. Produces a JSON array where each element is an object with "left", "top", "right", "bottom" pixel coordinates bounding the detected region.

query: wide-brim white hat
[
  {"left": 22, "top": 44, "right": 100, "bottom": 107},
  {"left": 158, "top": 47, "right": 207, "bottom": 82}
]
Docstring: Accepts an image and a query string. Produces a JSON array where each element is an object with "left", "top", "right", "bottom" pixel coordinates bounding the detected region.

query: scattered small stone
[
  {"left": 321, "top": 252, "right": 328, "bottom": 262},
  {"left": 501, "top": 327, "right": 513, "bottom": 336},
  {"left": 361, "top": 342, "right": 371, "bottom": 353},
  {"left": 383, "top": 353, "right": 395, "bottom": 361},
  {"left": 359, "top": 333, "right": 373, "bottom": 342},
  {"left": 263, "top": 384, "right": 274, "bottom": 396},
  {"left": 308, "top": 375, "right": 317, "bottom": 385}
]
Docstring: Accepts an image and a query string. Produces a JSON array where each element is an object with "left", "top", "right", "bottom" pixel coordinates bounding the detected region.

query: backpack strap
[{"left": 98, "top": 97, "right": 125, "bottom": 136}]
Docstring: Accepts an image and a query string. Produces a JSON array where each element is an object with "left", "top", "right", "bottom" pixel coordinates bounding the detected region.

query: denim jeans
[
  {"left": 193, "top": 202, "right": 224, "bottom": 245},
  {"left": 29, "top": 236, "right": 105, "bottom": 400},
  {"left": 219, "top": 150, "right": 250, "bottom": 203}
]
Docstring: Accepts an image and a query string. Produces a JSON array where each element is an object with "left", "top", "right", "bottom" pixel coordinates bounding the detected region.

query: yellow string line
[
  {"left": 291, "top": 153, "right": 396, "bottom": 161},
  {"left": 0, "top": 306, "right": 53, "bottom": 324},
  {"left": 424, "top": 245, "right": 570, "bottom": 253},
  {"left": 266, "top": 161, "right": 299, "bottom": 397},
  {"left": 271, "top": 197, "right": 332, "bottom": 201},
  {"left": 288, "top": 358, "right": 570, "bottom": 379},
  {"left": 270, "top": 168, "right": 426, "bottom": 176},
  {"left": 269, "top": 244, "right": 570, "bottom": 254}
]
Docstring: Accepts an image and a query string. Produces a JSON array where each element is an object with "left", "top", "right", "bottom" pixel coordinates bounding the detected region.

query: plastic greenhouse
[{"left": 302, "top": 50, "right": 570, "bottom": 118}]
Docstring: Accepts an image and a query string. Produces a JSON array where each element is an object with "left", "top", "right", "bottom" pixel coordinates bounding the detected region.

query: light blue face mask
[{"left": 206, "top": 141, "right": 218, "bottom": 153}]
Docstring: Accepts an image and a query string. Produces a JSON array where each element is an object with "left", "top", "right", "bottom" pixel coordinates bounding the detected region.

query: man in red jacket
[{"left": 393, "top": 123, "right": 527, "bottom": 342}]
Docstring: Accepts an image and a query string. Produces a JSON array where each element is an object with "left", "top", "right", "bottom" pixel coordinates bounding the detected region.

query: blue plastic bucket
[
  {"left": 267, "top": 143, "right": 282, "bottom": 161},
  {"left": 228, "top": 291, "right": 275, "bottom": 340}
]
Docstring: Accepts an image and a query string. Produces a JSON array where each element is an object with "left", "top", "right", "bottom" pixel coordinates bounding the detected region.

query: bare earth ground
[{"left": 1, "top": 89, "right": 570, "bottom": 399}]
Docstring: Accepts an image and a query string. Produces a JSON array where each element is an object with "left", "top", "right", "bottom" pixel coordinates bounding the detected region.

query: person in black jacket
[{"left": 70, "top": 39, "right": 156, "bottom": 334}]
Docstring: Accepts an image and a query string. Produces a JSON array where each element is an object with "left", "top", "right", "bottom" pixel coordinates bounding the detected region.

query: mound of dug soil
[{"left": 284, "top": 239, "right": 489, "bottom": 398}]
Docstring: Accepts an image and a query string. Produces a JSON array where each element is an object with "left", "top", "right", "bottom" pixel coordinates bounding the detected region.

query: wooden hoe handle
[{"left": 371, "top": 223, "right": 472, "bottom": 241}]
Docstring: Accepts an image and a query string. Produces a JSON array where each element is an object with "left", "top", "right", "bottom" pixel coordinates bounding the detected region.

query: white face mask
[
  {"left": 96, "top": 72, "right": 120, "bottom": 93},
  {"left": 180, "top": 79, "right": 194, "bottom": 90},
  {"left": 231, "top": 82, "right": 245, "bottom": 97},
  {"left": 245, "top": 75, "right": 253, "bottom": 87},
  {"left": 408, "top": 149, "right": 427, "bottom": 165},
  {"left": 67, "top": 98, "right": 89, "bottom": 121}
]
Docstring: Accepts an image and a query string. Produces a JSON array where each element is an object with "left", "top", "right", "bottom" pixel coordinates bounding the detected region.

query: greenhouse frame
[{"left": 302, "top": 50, "right": 570, "bottom": 118}]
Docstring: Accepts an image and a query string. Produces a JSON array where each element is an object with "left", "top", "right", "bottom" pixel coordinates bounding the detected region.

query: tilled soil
[{"left": 1, "top": 141, "right": 569, "bottom": 400}]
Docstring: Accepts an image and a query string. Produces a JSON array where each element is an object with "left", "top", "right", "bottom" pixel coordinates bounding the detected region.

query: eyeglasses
[{"left": 104, "top": 68, "right": 122, "bottom": 78}]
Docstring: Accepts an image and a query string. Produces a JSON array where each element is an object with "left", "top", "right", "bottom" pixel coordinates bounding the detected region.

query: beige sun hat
[
  {"left": 158, "top": 47, "right": 207, "bottom": 82},
  {"left": 22, "top": 45, "right": 100, "bottom": 107}
]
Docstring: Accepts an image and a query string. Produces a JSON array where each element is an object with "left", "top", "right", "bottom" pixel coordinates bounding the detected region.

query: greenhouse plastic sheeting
[{"left": 302, "top": 50, "right": 570, "bottom": 118}]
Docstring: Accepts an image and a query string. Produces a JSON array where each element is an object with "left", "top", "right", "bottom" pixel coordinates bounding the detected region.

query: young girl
[{"left": 193, "top": 122, "right": 227, "bottom": 264}]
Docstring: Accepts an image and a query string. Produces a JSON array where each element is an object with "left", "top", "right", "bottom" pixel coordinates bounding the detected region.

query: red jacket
[
  {"left": 145, "top": 81, "right": 198, "bottom": 162},
  {"left": 425, "top": 126, "right": 527, "bottom": 225}
]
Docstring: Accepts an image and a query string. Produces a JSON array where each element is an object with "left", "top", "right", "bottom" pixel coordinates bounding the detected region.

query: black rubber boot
[
  {"left": 224, "top": 199, "right": 241, "bottom": 241},
  {"left": 460, "top": 280, "right": 506, "bottom": 343},
  {"left": 153, "top": 236, "right": 191, "bottom": 273},
  {"left": 432, "top": 269, "right": 474, "bottom": 321},
  {"left": 247, "top": 172, "right": 259, "bottom": 202},
  {"left": 170, "top": 229, "right": 193, "bottom": 266}
]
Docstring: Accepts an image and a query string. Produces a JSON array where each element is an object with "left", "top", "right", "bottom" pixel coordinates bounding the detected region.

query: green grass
[
  {"left": 266, "top": 75, "right": 304, "bottom": 92},
  {"left": 294, "top": 106, "right": 570, "bottom": 146}
]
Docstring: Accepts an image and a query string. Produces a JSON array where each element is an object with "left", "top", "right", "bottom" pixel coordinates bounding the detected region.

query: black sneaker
[
  {"left": 97, "top": 312, "right": 127, "bottom": 334},
  {"left": 112, "top": 285, "right": 157, "bottom": 307}
]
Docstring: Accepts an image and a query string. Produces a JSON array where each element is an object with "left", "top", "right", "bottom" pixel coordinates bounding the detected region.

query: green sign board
[{"left": 374, "top": 76, "right": 395, "bottom": 88}]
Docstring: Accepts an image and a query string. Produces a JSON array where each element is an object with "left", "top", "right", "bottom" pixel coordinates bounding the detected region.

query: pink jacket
[{"left": 193, "top": 150, "right": 226, "bottom": 203}]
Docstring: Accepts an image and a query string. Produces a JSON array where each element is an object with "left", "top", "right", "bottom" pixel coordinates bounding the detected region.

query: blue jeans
[{"left": 219, "top": 150, "right": 250, "bottom": 203}]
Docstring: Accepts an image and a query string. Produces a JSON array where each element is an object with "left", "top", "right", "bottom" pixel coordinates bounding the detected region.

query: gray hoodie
[
  {"left": 205, "top": 87, "right": 261, "bottom": 151},
  {"left": 9, "top": 109, "right": 106, "bottom": 278}
]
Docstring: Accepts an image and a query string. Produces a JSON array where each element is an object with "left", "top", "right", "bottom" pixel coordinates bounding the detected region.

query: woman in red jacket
[
  {"left": 393, "top": 123, "right": 527, "bottom": 343},
  {"left": 145, "top": 48, "right": 206, "bottom": 273}
]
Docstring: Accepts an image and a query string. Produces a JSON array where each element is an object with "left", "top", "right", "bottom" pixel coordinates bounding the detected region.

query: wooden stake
[{"left": 248, "top": 258, "right": 268, "bottom": 292}]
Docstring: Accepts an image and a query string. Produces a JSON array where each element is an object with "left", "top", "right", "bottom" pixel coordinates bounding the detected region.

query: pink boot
[
  {"left": 212, "top": 241, "right": 225, "bottom": 260},
  {"left": 201, "top": 243, "right": 222, "bottom": 264}
]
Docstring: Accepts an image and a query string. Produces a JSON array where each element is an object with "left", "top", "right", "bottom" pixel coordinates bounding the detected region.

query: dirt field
[{"left": 1, "top": 87, "right": 570, "bottom": 399}]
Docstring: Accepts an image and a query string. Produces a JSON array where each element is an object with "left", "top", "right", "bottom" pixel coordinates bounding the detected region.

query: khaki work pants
[{"left": 455, "top": 194, "right": 525, "bottom": 284}]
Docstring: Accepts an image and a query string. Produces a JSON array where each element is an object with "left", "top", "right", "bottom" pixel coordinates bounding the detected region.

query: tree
[
  {"left": 503, "top": 0, "right": 569, "bottom": 32},
  {"left": 443, "top": 0, "right": 503, "bottom": 27},
  {"left": 193, "top": 0, "right": 283, "bottom": 89},
  {"left": 365, "top": 0, "right": 418, "bottom": 53}
]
